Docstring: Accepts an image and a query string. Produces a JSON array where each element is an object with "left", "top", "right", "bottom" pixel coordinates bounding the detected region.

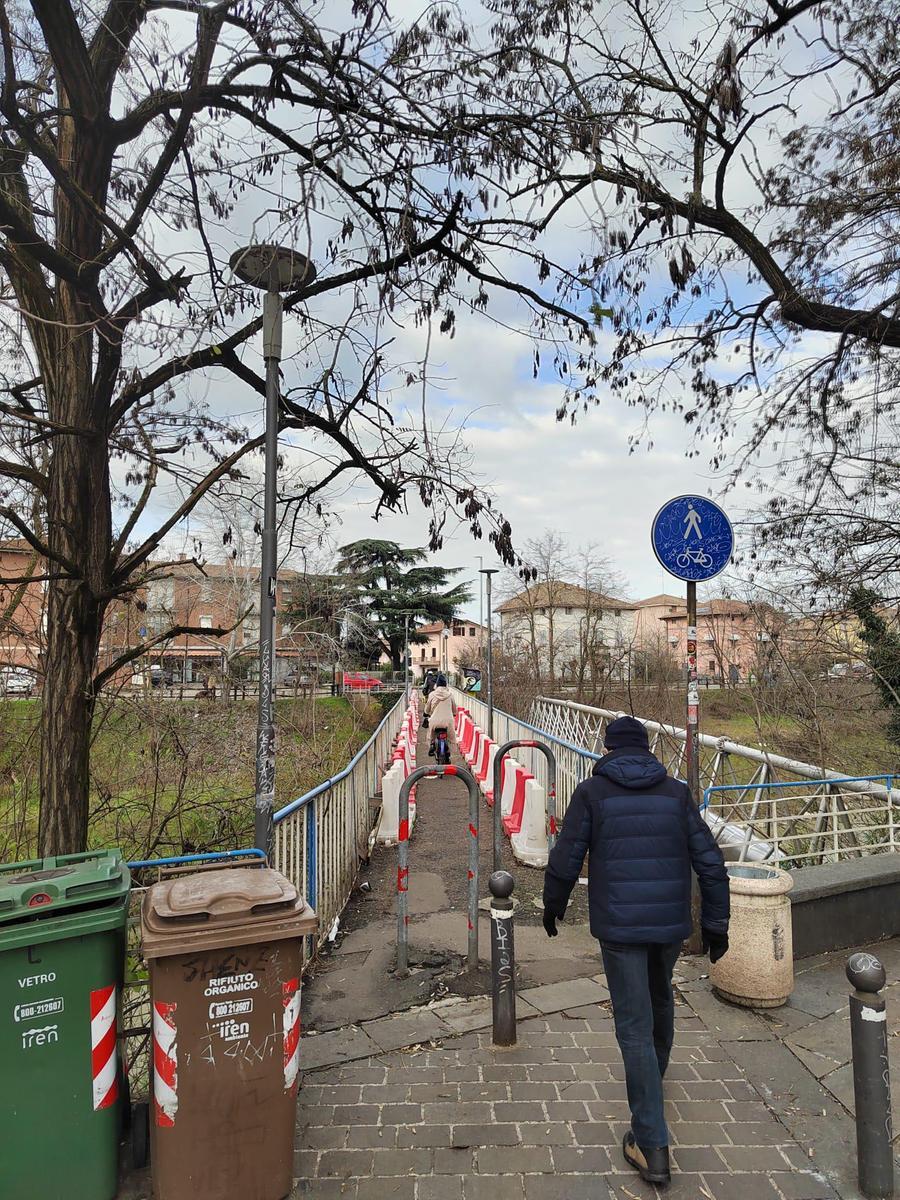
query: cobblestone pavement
[{"left": 291, "top": 1004, "right": 840, "bottom": 1200}]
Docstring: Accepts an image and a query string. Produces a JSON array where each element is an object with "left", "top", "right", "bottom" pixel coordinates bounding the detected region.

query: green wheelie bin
[{"left": 0, "top": 850, "right": 131, "bottom": 1200}]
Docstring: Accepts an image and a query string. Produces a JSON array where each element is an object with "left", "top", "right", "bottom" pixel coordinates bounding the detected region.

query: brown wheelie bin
[{"left": 141, "top": 866, "right": 317, "bottom": 1200}]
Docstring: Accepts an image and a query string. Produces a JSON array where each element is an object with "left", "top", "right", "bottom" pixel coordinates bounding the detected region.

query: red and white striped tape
[
  {"left": 153, "top": 1000, "right": 178, "bottom": 1126},
  {"left": 283, "top": 978, "right": 301, "bottom": 1091},
  {"left": 90, "top": 985, "right": 118, "bottom": 1111}
]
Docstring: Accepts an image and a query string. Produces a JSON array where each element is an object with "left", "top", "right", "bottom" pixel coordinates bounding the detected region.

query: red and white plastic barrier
[
  {"left": 511, "top": 779, "right": 550, "bottom": 867},
  {"left": 377, "top": 698, "right": 421, "bottom": 843},
  {"left": 501, "top": 761, "right": 532, "bottom": 833},
  {"left": 465, "top": 726, "right": 483, "bottom": 768}
]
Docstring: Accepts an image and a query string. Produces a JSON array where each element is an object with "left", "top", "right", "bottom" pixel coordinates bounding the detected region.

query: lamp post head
[{"left": 230, "top": 244, "right": 316, "bottom": 292}]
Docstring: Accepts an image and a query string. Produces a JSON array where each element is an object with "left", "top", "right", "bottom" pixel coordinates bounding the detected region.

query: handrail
[
  {"left": 127, "top": 848, "right": 266, "bottom": 870},
  {"left": 533, "top": 695, "right": 900, "bottom": 804},
  {"left": 703, "top": 775, "right": 895, "bottom": 809},
  {"left": 274, "top": 693, "right": 407, "bottom": 821}
]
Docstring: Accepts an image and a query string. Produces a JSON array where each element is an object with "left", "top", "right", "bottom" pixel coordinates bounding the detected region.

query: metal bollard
[
  {"left": 396, "top": 763, "right": 481, "bottom": 978},
  {"left": 489, "top": 870, "right": 517, "bottom": 1046},
  {"left": 847, "top": 952, "right": 895, "bottom": 1199}
]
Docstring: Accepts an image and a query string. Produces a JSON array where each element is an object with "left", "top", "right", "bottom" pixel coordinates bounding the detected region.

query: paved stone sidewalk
[{"left": 291, "top": 1001, "right": 839, "bottom": 1200}]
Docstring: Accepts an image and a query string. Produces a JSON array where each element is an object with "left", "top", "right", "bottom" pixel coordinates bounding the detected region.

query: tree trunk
[
  {"left": 36, "top": 91, "right": 114, "bottom": 856},
  {"left": 39, "top": 590, "right": 101, "bottom": 855}
]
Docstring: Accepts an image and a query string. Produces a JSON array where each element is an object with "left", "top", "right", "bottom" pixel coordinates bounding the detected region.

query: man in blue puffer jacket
[{"left": 543, "top": 716, "right": 729, "bottom": 1189}]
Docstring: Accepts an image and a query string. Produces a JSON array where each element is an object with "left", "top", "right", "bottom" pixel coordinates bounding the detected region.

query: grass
[{"left": 0, "top": 694, "right": 378, "bottom": 864}]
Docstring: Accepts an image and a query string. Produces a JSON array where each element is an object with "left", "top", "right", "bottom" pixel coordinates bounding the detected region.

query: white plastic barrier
[
  {"left": 500, "top": 757, "right": 527, "bottom": 818},
  {"left": 511, "top": 779, "right": 549, "bottom": 867},
  {"left": 478, "top": 743, "right": 498, "bottom": 797},
  {"left": 376, "top": 761, "right": 416, "bottom": 844},
  {"left": 474, "top": 736, "right": 493, "bottom": 784},
  {"left": 467, "top": 726, "right": 484, "bottom": 768}
]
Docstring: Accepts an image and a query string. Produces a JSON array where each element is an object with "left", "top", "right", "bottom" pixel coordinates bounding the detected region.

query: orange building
[
  {"left": 0, "top": 539, "right": 46, "bottom": 676},
  {"left": 659, "top": 599, "right": 785, "bottom": 683}
]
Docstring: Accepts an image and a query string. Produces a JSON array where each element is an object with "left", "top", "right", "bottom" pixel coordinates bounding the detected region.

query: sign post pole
[
  {"left": 685, "top": 578, "right": 703, "bottom": 953},
  {"left": 686, "top": 580, "right": 700, "bottom": 803},
  {"left": 651, "top": 496, "right": 733, "bottom": 954}
]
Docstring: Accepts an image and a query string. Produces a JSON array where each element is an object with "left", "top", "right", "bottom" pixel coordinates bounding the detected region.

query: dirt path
[{"left": 302, "top": 716, "right": 599, "bottom": 1032}]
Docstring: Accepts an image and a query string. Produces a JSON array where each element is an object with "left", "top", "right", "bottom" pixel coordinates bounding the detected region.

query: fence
[
  {"left": 703, "top": 777, "right": 899, "bottom": 867},
  {"left": 531, "top": 695, "right": 900, "bottom": 860},
  {"left": 274, "top": 690, "right": 407, "bottom": 961},
  {"left": 452, "top": 688, "right": 600, "bottom": 816}
]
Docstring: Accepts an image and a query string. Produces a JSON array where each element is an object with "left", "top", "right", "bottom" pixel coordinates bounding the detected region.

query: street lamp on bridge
[{"left": 229, "top": 243, "right": 316, "bottom": 859}]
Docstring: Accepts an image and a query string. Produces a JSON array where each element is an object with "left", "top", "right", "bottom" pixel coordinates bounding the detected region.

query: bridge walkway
[{"left": 289, "top": 713, "right": 858, "bottom": 1200}]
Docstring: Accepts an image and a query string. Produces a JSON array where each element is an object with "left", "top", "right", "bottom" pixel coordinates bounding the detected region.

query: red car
[{"left": 342, "top": 671, "right": 383, "bottom": 693}]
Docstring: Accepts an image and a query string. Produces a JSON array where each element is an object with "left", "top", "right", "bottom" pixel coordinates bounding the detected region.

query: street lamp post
[
  {"left": 480, "top": 568, "right": 498, "bottom": 738},
  {"left": 477, "top": 555, "right": 484, "bottom": 652},
  {"left": 442, "top": 628, "right": 450, "bottom": 675},
  {"left": 404, "top": 612, "right": 410, "bottom": 700},
  {"left": 230, "top": 244, "right": 316, "bottom": 860}
]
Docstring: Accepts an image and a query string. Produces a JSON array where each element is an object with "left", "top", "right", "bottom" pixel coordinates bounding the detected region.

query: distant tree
[
  {"left": 848, "top": 589, "right": 900, "bottom": 742},
  {"left": 336, "top": 540, "right": 470, "bottom": 671}
]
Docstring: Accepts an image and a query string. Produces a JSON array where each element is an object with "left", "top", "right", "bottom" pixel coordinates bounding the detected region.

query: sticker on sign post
[{"left": 651, "top": 496, "right": 733, "bottom": 582}]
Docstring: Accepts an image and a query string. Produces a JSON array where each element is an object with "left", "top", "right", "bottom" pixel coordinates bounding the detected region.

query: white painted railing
[
  {"left": 529, "top": 695, "right": 900, "bottom": 863},
  {"left": 274, "top": 692, "right": 407, "bottom": 961}
]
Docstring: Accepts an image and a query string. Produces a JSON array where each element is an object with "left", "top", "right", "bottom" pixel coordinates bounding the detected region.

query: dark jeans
[{"left": 600, "top": 939, "right": 681, "bottom": 1150}]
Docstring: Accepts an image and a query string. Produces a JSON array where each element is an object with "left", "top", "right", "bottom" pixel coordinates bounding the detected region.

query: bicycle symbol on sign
[{"left": 676, "top": 548, "right": 713, "bottom": 570}]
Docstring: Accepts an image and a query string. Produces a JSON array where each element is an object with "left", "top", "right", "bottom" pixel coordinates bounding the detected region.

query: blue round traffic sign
[{"left": 651, "top": 495, "right": 733, "bottom": 582}]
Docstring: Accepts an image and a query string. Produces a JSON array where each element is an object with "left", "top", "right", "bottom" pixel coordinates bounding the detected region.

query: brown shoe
[{"left": 623, "top": 1131, "right": 671, "bottom": 1187}]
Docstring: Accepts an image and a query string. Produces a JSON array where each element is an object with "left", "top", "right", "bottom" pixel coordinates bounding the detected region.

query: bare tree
[
  {"left": 0, "top": 0, "right": 598, "bottom": 852},
  {"left": 486, "top": 0, "right": 900, "bottom": 581}
]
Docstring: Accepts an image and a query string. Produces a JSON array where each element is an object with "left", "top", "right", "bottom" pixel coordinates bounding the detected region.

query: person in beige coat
[{"left": 424, "top": 675, "right": 456, "bottom": 754}]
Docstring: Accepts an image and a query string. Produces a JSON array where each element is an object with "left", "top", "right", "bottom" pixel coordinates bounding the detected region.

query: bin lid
[
  {"left": 141, "top": 866, "right": 317, "bottom": 958},
  {"left": 0, "top": 850, "right": 130, "bottom": 925}
]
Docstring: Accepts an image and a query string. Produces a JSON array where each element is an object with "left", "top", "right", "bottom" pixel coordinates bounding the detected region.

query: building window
[
  {"left": 564, "top": 607, "right": 572, "bottom": 615},
  {"left": 614, "top": 609, "right": 621, "bottom": 617},
  {"left": 199, "top": 615, "right": 213, "bottom": 629},
  {"left": 431, "top": 647, "right": 437, "bottom": 658},
  {"left": 420, "top": 648, "right": 426, "bottom": 661},
  {"left": 469, "top": 627, "right": 476, "bottom": 636},
  {"left": 708, "top": 660, "right": 716, "bottom": 672}
]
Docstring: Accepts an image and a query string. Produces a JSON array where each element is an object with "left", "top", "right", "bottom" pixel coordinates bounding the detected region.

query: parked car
[
  {"left": 284, "top": 670, "right": 313, "bottom": 687},
  {"left": 1, "top": 667, "right": 36, "bottom": 697},
  {"left": 149, "top": 665, "right": 174, "bottom": 687},
  {"left": 342, "top": 671, "right": 383, "bottom": 693}
]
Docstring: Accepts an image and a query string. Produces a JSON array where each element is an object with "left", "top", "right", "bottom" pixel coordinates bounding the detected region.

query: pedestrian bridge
[
  {"left": 263, "top": 687, "right": 900, "bottom": 973},
  {"left": 120, "top": 687, "right": 900, "bottom": 1200}
]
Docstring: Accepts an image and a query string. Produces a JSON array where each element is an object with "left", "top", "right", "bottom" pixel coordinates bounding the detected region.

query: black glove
[
  {"left": 542, "top": 908, "right": 560, "bottom": 938},
  {"left": 702, "top": 927, "right": 729, "bottom": 963}
]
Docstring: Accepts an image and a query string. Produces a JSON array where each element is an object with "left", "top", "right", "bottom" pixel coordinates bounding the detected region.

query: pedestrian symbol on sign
[{"left": 683, "top": 503, "right": 703, "bottom": 540}]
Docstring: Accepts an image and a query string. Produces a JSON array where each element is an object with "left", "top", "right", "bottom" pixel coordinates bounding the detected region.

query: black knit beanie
[{"left": 604, "top": 716, "right": 650, "bottom": 753}]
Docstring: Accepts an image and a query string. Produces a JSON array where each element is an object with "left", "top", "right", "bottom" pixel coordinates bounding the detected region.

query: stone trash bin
[{"left": 710, "top": 862, "right": 794, "bottom": 1008}]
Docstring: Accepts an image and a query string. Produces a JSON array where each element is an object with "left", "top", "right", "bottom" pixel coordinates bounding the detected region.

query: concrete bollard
[
  {"left": 489, "top": 870, "right": 516, "bottom": 1047},
  {"left": 847, "top": 952, "right": 895, "bottom": 1199}
]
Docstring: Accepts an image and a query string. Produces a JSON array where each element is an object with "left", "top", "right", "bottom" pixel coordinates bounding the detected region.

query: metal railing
[
  {"left": 274, "top": 691, "right": 408, "bottom": 961},
  {"left": 703, "top": 777, "right": 898, "bottom": 867},
  {"left": 452, "top": 688, "right": 600, "bottom": 817},
  {"left": 531, "top": 695, "right": 900, "bottom": 860}
]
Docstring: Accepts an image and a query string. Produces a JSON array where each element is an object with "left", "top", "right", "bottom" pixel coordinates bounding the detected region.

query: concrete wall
[{"left": 789, "top": 854, "right": 900, "bottom": 959}]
